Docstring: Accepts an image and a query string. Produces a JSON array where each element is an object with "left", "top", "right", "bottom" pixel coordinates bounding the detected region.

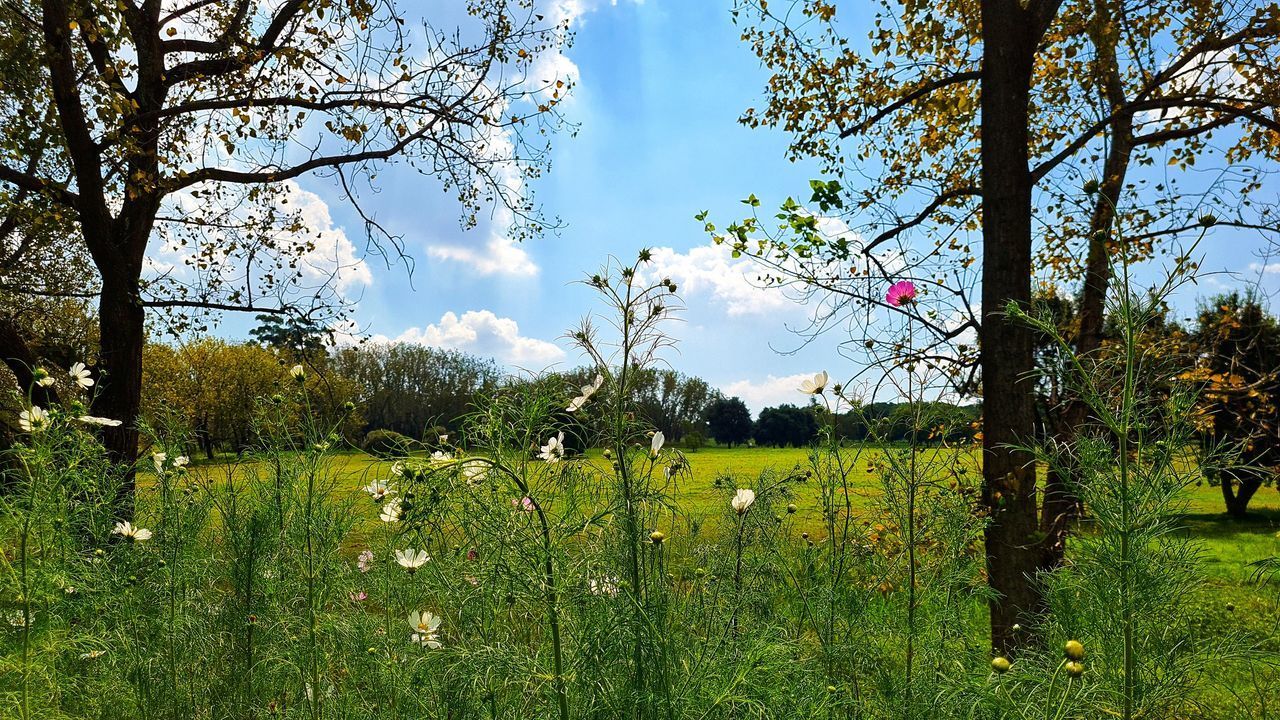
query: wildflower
[
  {"left": 18, "top": 406, "right": 50, "bottom": 432},
  {"left": 379, "top": 499, "right": 403, "bottom": 523},
  {"left": 589, "top": 576, "right": 620, "bottom": 597},
  {"left": 886, "top": 280, "right": 917, "bottom": 307},
  {"left": 798, "top": 371, "right": 829, "bottom": 395},
  {"left": 567, "top": 373, "right": 605, "bottom": 412},
  {"left": 80, "top": 649, "right": 107, "bottom": 660},
  {"left": 430, "top": 450, "right": 452, "bottom": 465},
  {"left": 438, "top": 433, "right": 449, "bottom": 444},
  {"left": 173, "top": 455, "right": 189, "bottom": 469},
  {"left": 1064, "top": 640, "right": 1084, "bottom": 661},
  {"left": 539, "top": 431, "right": 566, "bottom": 463},
  {"left": 112, "top": 521, "right": 153, "bottom": 542},
  {"left": 650, "top": 431, "right": 665, "bottom": 458},
  {"left": 77, "top": 415, "right": 122, "bottom": 427},
  {"left": 461, "top": 461, "right": 487, "bottom": 485},
  {"left": 513, "top": 496, "right": 535, "bottom": 513},
  {"left": 991, "top": 656, "right": 1011, "bottom": 673},
  {"left": 390, "top": 461, "right": 405, "bottom": 477},
  {"left": 69, "top": 362, "right": 94, "bottom": 389},
  {"left": 350, "top": 591, "right": 367, "bottom": 602},
  {"left": 408, "top": 610, "right": 443, "bottom": 649},
  {"left": 363, "top": 480, "right": 395, "bottom": 501},
  {"left": 152, "top": 452, "right": 167, "bottom": 472},
  {"left": 731, "top": 488, "right": 756, "bottom": 515},
  {"left": 395, "top": 548, "right": 430, "bottom": 572},
  {"left": 650, "top": 529, "right": 666, "bottom": 544},
  {"left": 357, "top": 549, "right": 374, "bottom": 572},
  {"left": 1064, "top": 661, "right": 1084, "bottom": 678},
  {"left": 289, "top": 364, "right": 306, "bottom": 381},
  {"left": 34, "top": 368, "right": 55, "bottom": 387}
]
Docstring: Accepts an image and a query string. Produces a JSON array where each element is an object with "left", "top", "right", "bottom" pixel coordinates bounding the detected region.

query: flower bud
[{"left": 991, "top": 656, "right": 1011, "bottom": 673}]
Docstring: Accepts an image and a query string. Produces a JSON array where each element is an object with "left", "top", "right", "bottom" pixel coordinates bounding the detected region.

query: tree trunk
[
  {"left": 1221, "top": 470, "right": 1262, "bottom": 518},
  {"left": 980, "top": 0, "right": 1055, "bottom": 653},
  {"left": 93, "top": 275, "right": 146, "bottom": 518},
  {"left": 0, "top": 315, "right": 60, "bottom": 408}
]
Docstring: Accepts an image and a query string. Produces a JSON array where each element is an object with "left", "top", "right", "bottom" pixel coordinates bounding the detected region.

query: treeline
[{"left": 705, "top": 397, "right": 979, "bottom": 447}]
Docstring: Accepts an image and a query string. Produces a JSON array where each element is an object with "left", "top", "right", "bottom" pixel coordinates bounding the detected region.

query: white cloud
[
  {"left": 283, "top": 181, "right": 372, "bottom": 293},
  {"left": 1248, "top": 262, "right": 1280, "bottom": 275},
  {"left": 645, "top": 245, "right": 800, "bottom": 316},
  {"left": 390, "top": 310, "right": 565, "bottom": 367},
  {"left": 721, "top": 373, "right": 818, "bottom": 414},
  {"left": 427, "top": 219, "right": 539, "bottom": 276}
]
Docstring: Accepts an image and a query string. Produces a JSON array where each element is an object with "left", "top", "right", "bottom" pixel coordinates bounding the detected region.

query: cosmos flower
[
  {"left": 80, "top": 649, "right": 107, "bottom": 660},
  {"left": 289, "top": 364, "right": 306, "bottom": 381},
  {"left": 886, "top": 280, "right": 917, "bottom": 307},
  {"left": 539, "top": 432, "right": 565, "bottom": 463},
  {"left": 363, "top": 480, "right": 395, "bottom": 501},
  {"left": 349, "top": 591, "right": 368, "bottom": 602},
  {"left": 567, "top": 373, "right": 605, "bottom": 412},
  {"left": 173, "top": 455, "right": 189, "bottom": 469},
  {"left": 512, "top": 496, "right": 535, "bottom": 513},
  {"left": 77, "top": 415, "right": 122, "bottom": 427},
  {"left": 395, "top": 548, "right": 430, "bottom": 572},
  {"left": 152, "top": 452, "right": 167, "bottom": 472},
  {"left": 379, "top": 499, "right": 403, "bottom": 523},
  {"left": 408, "top": 610, "right": 443, "bottom": 649},
  {"left": 357, "top": 549, "right": 374, "bottom": 572},
  {"left": 33, "top": 368, "right": 54, "bottom": 388},
  {"left": 461, "top": 461, "right": 488, "bottom": 485},
  {"left": 650, "top": 431, "right": 665, "bottom": 459},
  {"left": 69, "top": 362, "right": 94, "bottom": 389},
  {"left": 798, "top": 371, "right": 829, "bottom": 395},
  {"left": 731, "top": 488, "right": 756, "bottom": 515},
  {"left": 112, "top": 521, "right": 152, "bottom": 542},
  {"left": 19, "top": 406, "right": 49, "bottom": 432},
  {"left": 589, "top": 576, "right": 620, "bottom": 597}
]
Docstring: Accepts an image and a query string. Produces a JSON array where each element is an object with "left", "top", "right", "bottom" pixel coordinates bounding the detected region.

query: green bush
[{"left": 362, "top": 428, "right": 413, "bottom": 457}]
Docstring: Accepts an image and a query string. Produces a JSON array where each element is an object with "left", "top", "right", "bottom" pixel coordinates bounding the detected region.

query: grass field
[{"left": 179, "top": 444, "right": 1280, "bottom": 584}]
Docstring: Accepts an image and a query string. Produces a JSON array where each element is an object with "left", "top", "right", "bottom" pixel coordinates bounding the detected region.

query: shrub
[{"left": 363, "top": 428, "right": 412, "bottom": 457}]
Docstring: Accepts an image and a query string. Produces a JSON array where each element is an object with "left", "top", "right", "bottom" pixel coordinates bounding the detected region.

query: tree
[
  {"left": 753, "top": 404, "right": 819, "bottom": 447},
  {"left": 719, "top": 0, "right": 1280, "bottom": 651},
  {"left": 331, "top": 343, "right": 501, "bottom": 439},
  {"left": 705, "top": 396, "right": 753, "bottom": 446},
  {"left": 0, "top": 0, "right": 574, "bottom": 514},
  {"left": 1185, "top": 292, "right": 1280, "bottom": 517}
]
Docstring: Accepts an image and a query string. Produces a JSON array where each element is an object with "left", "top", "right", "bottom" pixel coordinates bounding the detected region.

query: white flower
[
  {"left": 567, "top": 373, "right": 605, "bottom": 412},
  {"left": 173, "top": 455, "right": 189, "bottom": 469},
  {"left": 589, "top": 576, "right": 620, "bottom": 597},
  {"left": 438, "top": 433, "right": 449, "bottom": 444},
  {"left": 430, "top": 450, "right": 452, "bottom": 465},
  {"left": 289, "top": 364, "right": 306, "bottom": 381},
  {"left": 69, "top": 362, "right": 94, "bottom": 389},
  {"left": 18, "top": 406, "right": 50, "bottom": 432},
  {"left": 112, "top": 521, "right": 152, "bottom": 542},
  {"left": 77, "top": 415, "right": 122, "bottom": 427},
  {"left": 461, "top": 461, "right": 488, "bottom": 485},
  {"left": 408, "top": 610, "right": 443, "bottom": 649},
  {"left": 364, "top": 479, "right": 395, "bottom": 501},
  {"left": 538, "top": 431, "right": 566, "bottom": 463},
  {"left": 390, "top": 461, "right": 405, "bottom": 477},
  {"left": 799, "top": 371, "right": 829, "bottom": 395},
  {"left": 357, "top": 549, "right": 374, "bottom": 572},
  {"left": 152, "top": 452, "right": 167, "bottom": 472},
  {"left": 379, "top": 499, "right": 403, "bottom": 523},
  {"left": 395, "top": 548, "right": 431, "bottom": 572},
  {"left": 34, "top": 368, "right": 54, "bottom": 388},
  {"left": 731, "top": 488, "right": 756, "bottom": 515},
  {"left": 80, "top": 649, "right": 106, "bottom": 660},
  {"left": 650, "top": 431, "right": 665, "bottom": 459}
]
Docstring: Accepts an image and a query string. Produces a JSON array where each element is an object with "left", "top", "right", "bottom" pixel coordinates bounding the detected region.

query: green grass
[{"left": 180, "top": 445, "right": 1280, "bottom": 581}]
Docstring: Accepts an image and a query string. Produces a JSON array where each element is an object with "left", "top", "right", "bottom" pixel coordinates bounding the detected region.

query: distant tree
[
  {"left": 332, "top": 343, "right": 501, "bottom": 439},
  {"left": 250, "top": 313, "right": 333, "bottom": 359},
  {"left": 706, "top": 397, "right": 754, "bottom": 446},
  {"left": 754, "top": 404, "right": 819, "bottom": 448},
  {"left": 631, "top": 368, "right": 721, "bottom": 441},
  {"left": 1185, "top": 292, "right": 1280, "bottom": 517}
]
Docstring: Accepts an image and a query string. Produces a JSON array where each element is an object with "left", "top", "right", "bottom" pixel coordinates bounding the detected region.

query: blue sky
[{"left": 194, "top": 0, "right": 1280, "bottom": 413}]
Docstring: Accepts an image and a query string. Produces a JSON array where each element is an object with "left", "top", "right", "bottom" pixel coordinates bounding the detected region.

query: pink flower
[
  {"left": 350, "top": 591, "right": 367, "bottom": 602},
  {"left": 512, "top": 496, "right": 535, "bottom": 513},
  {"left": 886, "top": 281, "right": 917, "bottom": 307},
  {"left": 357, "top": 549, "right": 374, "bottom": 573},
  {"left": 467, "top": 549, "right": 479, "bottom": 561}
]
